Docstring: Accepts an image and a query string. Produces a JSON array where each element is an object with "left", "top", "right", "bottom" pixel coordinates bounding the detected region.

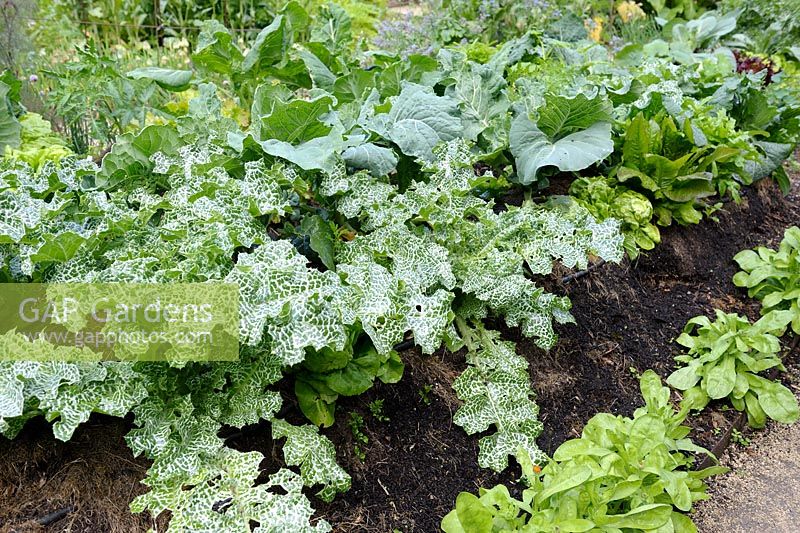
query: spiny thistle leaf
[
  {"left": 272, "top": 418, "right": 352, "bottom": 502},
  {"left": 452, "top": 326, "right": 547, "bottom": 471}
]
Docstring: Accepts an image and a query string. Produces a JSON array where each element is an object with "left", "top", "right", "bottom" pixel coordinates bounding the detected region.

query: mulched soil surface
[
  {"left": 0, "top": 416, "right": 155, "bottom": 533},
  {"left": 1, "top": 160, "right": 798, "bottom": 532}
]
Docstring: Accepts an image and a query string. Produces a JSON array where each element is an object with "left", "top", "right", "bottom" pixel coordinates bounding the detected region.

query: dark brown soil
[
  {"left": 0, "top": 162, "right": 797, "bottom": 533},
  {"left": 531, "top": 178, "right": 798, "bottom": 454},
  {"left": 0, "top": 416, "right": 154, "bottom": 533}
]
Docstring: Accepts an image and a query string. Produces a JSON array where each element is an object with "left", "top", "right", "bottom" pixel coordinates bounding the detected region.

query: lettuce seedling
[
  {"left": 667, "top": 310, "right": 798, "bottom": 428},
  {"left": 734, "top": 226, "right": 800, "bottom": 335}
]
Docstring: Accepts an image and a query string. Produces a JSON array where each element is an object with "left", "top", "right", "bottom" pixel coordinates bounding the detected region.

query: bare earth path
[{"left": 693, "top": 414, "right": 800, "bottom": 532}]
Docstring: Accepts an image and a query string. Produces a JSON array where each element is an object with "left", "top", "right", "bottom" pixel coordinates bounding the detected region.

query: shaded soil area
[
  {"left": 0, "top": 416, "right": 154, "bottom": 533},
  {"left": 530, "top": 176, "right": 800, "bottom": 455},
  {"left": 0, "top": 164, "right": 798, "bottom": 532}
]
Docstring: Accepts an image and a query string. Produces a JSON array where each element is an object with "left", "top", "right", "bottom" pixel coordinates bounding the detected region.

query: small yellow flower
[
  {"left": 585, "top": 16, "right": 604, "bottom": 42},
  {"left": 617, "top": 1, "right": 646, "bottom": 23}
]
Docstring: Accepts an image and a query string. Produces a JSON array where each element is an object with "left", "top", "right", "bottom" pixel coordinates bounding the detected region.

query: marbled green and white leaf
[{"left": 272, "top": 418, "right": 351, "bottom": 502}]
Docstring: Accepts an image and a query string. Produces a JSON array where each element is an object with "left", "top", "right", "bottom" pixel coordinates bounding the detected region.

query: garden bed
[
  {"left": 2, "top": 0, "right": 800, "bottom": 531},
  {"left": 2, "top": 161, "right": 797, "bottom": 533}
]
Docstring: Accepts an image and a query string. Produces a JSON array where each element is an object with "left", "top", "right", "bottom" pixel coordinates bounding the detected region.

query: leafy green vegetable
[
  {"left": 242, "top": 15, "right": 292, "bottom": 77},
  {"left": 570, "top": 176, "right": 660, "bottom": 259},
  {"left": 247, "top": 93, "right": 343, "bottom": 172},
  {"left": 98, "top": 124, "right": 182, "bottom": 188},
  {"left": 0, "top": 78, "right": 21, "bottom": 152},
  {"left": 733, "top": 226, "right": 800, "bottom": 335},
  {"left": 342, "top": 143, "right": 398, "bottom": 176},
  {"left": 366, "top": 82, "right": 463, "bottom": 161},
  {"left": 295, "top": 334, "right": 404, "bottom": 427},
  {"left": 667, "top": 310, "right": 798, "bottom": 427},
  {"left": 192, "top": 20, "right": 245, "bottom": 76},
  {"left": 615, "top": 112, "right": 729, "bottom": 226},
  {"left": 126, "top": 67, "right": 193, "bottom": 91},
  {"left": 510, "top": 93, "right": 614, "bottom": 185},
  {"left": 310, "top": 3, "right": 353, "bottom": 55},
  {"left": 670, "top": 10, "right": 738, "bottom": 51},
  {"left": 443, "top": 371, "right": 725, "bottom": 532},
  {"left": 440, "top": 52, "right": 510, "bottom": 152},
  {"left": 745, "top": 141, "right": 794, "bottom": 193},
  {"left": 2, "top": 113, "right": 72, "bottom": 169}
]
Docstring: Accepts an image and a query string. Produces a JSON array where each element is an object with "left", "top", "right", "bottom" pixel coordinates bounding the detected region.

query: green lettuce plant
[
  {"left": 570, "top": 176, "right": 661, "bottom": 259},
  {"left": 2, "top": 113, "right": 72, "bottom": 168},
  {"left": 442, "top": 370, "right": 725, "bottom": 533},
  {"left": 667, "top": 310, "right": 798, "bottom": 428},
  {"left": 614, "top": 112, "right": 737, "bottom": 226},
  {"left": 733, "top": 226, "right": 800, "bottom": 334}
]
